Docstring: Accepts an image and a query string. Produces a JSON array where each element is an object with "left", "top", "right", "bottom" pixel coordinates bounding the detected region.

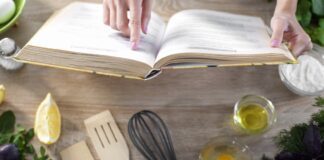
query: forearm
[{"left": 274, "top": 0, "right": 298, "bottom": 17}]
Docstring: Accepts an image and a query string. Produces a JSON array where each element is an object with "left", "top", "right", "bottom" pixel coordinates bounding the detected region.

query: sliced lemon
[
  {"left": 34, "top": 93, "right": 61, "bottom": 144},
  {"left": 0, "top": 85, "right": 5, "bottom": 105}
]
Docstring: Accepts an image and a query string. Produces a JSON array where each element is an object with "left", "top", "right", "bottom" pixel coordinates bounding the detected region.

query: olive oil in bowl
[{"left": 233, "top": 95, "right": 276, "bottom": 134}]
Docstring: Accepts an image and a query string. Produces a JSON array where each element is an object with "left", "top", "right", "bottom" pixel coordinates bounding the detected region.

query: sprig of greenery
[
  {"left": 313, "top": 97, "right": 324, "bottom": 107},
  {"left": 275, "top": 98, "right": 324, "bottom": 153},
  {"left": 33, "top": 146, "right": 50, "bottom": 160},
  {"left": 275, "top": 123, "right": 308, "bottom": 152},
  {"left": 297, "top": 0, "right": 324, "bottom": 46},
  {"left": 0, "top": 110, "right": 50, "bottom": 160}
]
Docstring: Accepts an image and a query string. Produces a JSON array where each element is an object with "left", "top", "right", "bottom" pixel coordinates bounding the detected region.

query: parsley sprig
[
  {"left": 313, "top": 97, "right": 324, "bottom": 107},
  {"left": 0, "top": 111, "right": 50, "bottom": 160}
]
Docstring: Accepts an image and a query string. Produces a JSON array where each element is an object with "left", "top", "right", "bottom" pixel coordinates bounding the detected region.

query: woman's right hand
[{"left": 103, "top": 0, "right": 153, "bottom": 50}]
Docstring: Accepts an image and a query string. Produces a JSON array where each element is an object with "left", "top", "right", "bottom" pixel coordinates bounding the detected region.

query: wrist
[{"left": 274, "top": 0, "right": 297, "bottom": 18}]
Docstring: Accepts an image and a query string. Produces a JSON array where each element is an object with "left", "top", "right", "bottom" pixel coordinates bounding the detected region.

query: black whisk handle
[{"left": 128, "top": 110, "right": 177, "bottom": 160}]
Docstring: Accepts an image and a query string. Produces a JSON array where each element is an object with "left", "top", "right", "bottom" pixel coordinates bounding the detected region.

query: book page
[
  {"left": 28, "top": 2, "right": 166, "bottom": 67},
  {"left": 155, "top": 10, "right": 290, "bottom": 63}
]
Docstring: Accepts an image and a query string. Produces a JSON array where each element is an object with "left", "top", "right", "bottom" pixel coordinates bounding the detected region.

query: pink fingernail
[
  {"left": 131, "top": 42, "right": 138, "bottom": 50},
  {"left": 271, "top": 40, "right": 280, "bottom": 47},
  {"left": 144, "top": 25, "right": 148, "bottom": 34}
]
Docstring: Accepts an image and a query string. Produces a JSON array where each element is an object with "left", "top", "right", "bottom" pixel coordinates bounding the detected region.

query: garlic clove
[{"left": 0, "top": 0, "right": 16, "bottom": 24}]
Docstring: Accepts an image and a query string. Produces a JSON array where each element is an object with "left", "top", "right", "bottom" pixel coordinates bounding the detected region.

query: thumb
[{"left": 270, "top": 17, "right": 288, "bottom": 47}]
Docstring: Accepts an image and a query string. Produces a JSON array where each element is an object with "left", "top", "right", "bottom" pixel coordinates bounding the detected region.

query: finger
[
  {"left": 141, "top": 0, "right": 152, "bottom": 34},
  {"left": 129, "top": 0, "right": 142, "bottom": 50},
  {"left": 116, "top": 0, "right": 130, "bottom": 36},
  {"left": 283, "top": 31, "right": 297, "bottom": 42},
  {"left": 270, "top": 17, "right": 288, "bottom": 47},
  {"left": 290, "top": 35, "right": 312, "bottom": 57},
  {"left": 103, "top": 0, "right": 110, "bottom": 25},
  {"left": 108, "top": 0, "right": 117, "bottom": 30}
]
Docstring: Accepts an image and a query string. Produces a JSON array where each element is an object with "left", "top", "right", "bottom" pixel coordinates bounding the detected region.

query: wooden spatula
[{"left": 84, "top": 110, "right": 129, "bottom": 160}]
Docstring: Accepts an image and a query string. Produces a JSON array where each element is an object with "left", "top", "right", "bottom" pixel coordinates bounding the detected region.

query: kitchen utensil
[
  {"left": 128, "top": 110, "right": 177, "bottom": 160},
  {"left": 84, "top": 110, "right": 129, "bottom": 160},
  {"left": 60, "top": 141, "right": 94, "bottom": 160}
]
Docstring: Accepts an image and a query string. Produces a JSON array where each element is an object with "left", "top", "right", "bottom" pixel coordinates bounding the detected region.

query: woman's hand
[
  {"left": 103, "top": 0, "right": 153, "bottom": 50},
  {"left": 270, "top": 15, "right": 313, "bottom": 57},
  {"left": 271, "top": 0, "right": 312, "bottom": 57}
]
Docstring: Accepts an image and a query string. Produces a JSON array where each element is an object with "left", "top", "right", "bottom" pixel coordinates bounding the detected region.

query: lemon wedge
[
  {"left": 0, "top": 85, "right": 5, "bottom": 105},
  {"left": 34, "top": 93, "right": 61, "bottom": 144}
]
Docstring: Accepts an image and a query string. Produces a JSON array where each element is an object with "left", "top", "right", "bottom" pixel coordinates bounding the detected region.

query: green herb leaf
[
  {"left": 316, "top": 28, "right": 324, "bottom": 45},
  {"left": 319, "top": 18, "right": 324, "bottom": 28},
  {"left": 313, "top": 97, "right": 324, "bottom": 107},
  {"left": 0, "top": 111, "right": 16, "bottom": 134},
  {"left": 0, "top": 133, "right": 12, "bottom": 144},
  {"left": 275, "top": 123, "right": 308, "bottom": 152},
  {"left": 26, "top": 144, "right": 35, "bottom": 154},
  {"left": 297, "top": 0, "right": 312, "bottom": 27},
  {"left": 0, "top": 110, "right": 50, "bottom": 160},
  {"left": 40, "top": 146, "right": 46, "bottom": 156},
  {"left": 24, "top": 128, "right": 34, "bottom": 143},
  {"left": 312, "top": 0, "right": 324, "bottom": 16}
]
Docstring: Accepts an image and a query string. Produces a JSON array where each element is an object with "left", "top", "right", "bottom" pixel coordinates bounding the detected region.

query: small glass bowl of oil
[
  {"left": 233, "top": 95, "right": 276, "bottom": 134},
  {"left": 199, "top": 136, "right": 252, "bottom": 160}
]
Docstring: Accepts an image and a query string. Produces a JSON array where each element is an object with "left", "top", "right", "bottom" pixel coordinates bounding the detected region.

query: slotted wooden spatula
[{"left": 84, "top": 110, "right": 129, "bottom": 160}]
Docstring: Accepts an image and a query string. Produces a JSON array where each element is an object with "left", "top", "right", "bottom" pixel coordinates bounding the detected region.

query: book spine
[{"left": 144, "top": 69, "right": 162, "bottom": 80}]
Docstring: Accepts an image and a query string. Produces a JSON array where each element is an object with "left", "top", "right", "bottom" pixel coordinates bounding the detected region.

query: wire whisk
[{"left": 128, "top": 110, "right": 177, "bottom": 160}]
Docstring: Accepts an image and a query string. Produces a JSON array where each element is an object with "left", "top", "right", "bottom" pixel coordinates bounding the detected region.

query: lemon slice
[
  {"left": 34, "top": 93, "right": 61, "bottom": 144},
  {"left": 0, "top": 85, "right": 5, "bottom": 105}
]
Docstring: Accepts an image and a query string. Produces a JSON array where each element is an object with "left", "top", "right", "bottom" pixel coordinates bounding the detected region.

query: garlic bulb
[{"left": 0, "top": 0, "right": 16, "bottom": 24}]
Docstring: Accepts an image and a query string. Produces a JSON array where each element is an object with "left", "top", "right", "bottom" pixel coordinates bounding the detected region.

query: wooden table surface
[{"left": 0, "top": 0, "right": 322, "bottom": 159}]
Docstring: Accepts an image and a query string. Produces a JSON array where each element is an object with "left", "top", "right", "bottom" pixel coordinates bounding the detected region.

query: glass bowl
[
  {"left": 233, "top": 95, "right": 276, "bottom": 134},
  {"left": 0, "top": 0, "right": 26, "bottom": 34},
  {"left": 199, "top": 136, "right": 252, "bottom": 160}
]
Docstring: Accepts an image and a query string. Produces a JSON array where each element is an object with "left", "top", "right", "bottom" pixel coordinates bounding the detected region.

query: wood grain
[{"left": 0, "top": 0, "right": 321, "bottom": 160}]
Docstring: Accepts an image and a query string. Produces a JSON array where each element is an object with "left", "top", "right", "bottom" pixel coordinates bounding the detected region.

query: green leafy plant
[
  {"left": 313, "top": 97, "right": 324, "bottom": 107},
  {"left": 297, "top": 0, "right": 324, "bottom": 46},
  {"left": 0, "top": 110, "right": 51, "bottom": 160},
  {"left": 262, "top": 97, "right": 324, "bottom": 160},
  {"left": 275, "top": 97, "right": 324, "bottom": 153}
]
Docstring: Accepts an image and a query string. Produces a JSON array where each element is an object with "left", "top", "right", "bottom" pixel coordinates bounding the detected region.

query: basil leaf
[
  {"left": 319, "top": 18, "right": 324, "bottom": 28},
  {"left": 0, "top": 111, "right": 16, "bottom": 134},
  {"left": 0, "top": 133, "right": 12, "bottom": 144},
  {"left": 297, "top": 0, "right": 312, "bottom": 27},
  {"left": 303, "top": 124, "right": 321, "bottom": 157},
  {"left": 312, "top": 0, "right": 324, "bottom": 16},
  {"left": 40, "top": 146, "right": 45, "bottom": 156},
  {"left": 24, "top": 128, "right": 34, "bottom": 143},
  {"left": 26, "top": 144, "right": 35, "bottom": 154},
  {"left": 314, "top": 27, "right": 324, "bottom": 45}
]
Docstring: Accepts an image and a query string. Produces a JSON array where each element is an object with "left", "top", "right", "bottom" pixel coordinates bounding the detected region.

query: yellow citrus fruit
[
  {"left": 34, "top": 93, "right": 61, "bottom": 144},
  {"left": 0, "top": 85, "right": 5, "bottom": 105}
]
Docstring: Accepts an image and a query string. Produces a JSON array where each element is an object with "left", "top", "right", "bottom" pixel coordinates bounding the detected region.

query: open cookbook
[{"left": 15, "top": 2, "right": 296, "bottom": 80}]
